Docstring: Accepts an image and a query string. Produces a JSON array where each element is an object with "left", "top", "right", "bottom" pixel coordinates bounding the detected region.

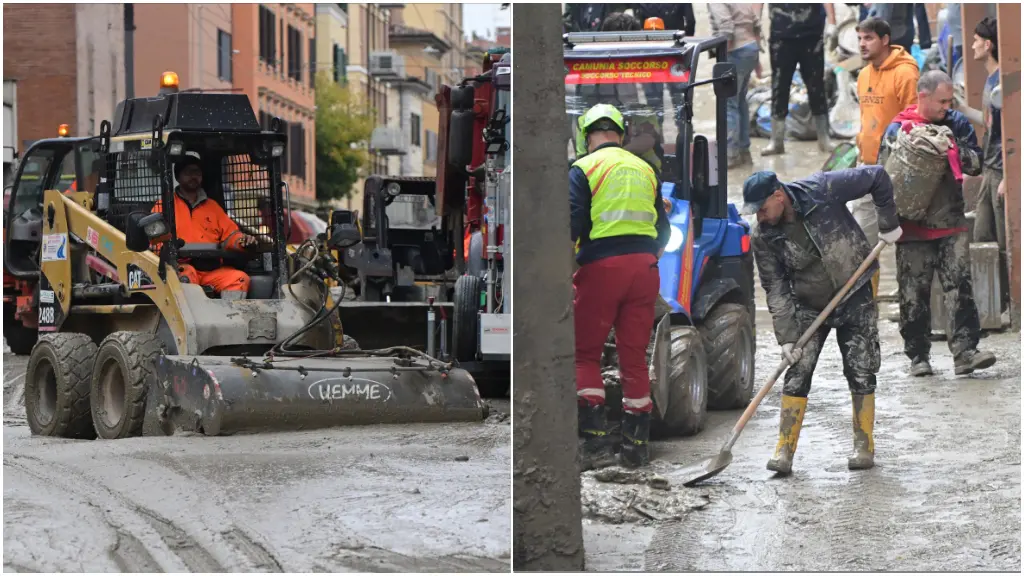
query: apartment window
[
  {"left": 337, "top": 3, "right": 347, "bottom": 13},
  {"left": 332, "top": 44, "right": 347, "bottom": 83},
  {"left": 279, "top": 19, "right": 285, "bottom": 74},
  {"left": 288, "top": 122, "right": 307, "bottom": 180},
  {"left": 288, "top": 25, "right": 302, "bottom": 82},
  {"left": 217, "top": 29, "right": 232, "bottom": 82},
  {"left": 309, "top": 38, "right": 316, "bottom": 88},
  {"left": 258, "top": 6, "right": 276, "bottom": 65},
  {"left": 410, "top": 114, "right": 421, "bottom": 147},
  {"left": 425, "top": 130, "right": 437, "bottom": 163},
  {"left": 425, "top": 70, "right": 438, "bottom": 93}
]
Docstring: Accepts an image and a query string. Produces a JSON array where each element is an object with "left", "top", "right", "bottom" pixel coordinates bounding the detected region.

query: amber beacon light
[
  {"left": 161, "top": 71, "right": 179, "bottom": 89},
  {"left": 57, "top": 124, "right": 70, "bottom": 137},
  {"left": 644, "top": 17, "right": 665, "bottom": 31}
]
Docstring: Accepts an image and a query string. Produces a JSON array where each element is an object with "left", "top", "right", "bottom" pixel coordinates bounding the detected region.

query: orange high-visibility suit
[{"left": 152, "top": 191, "right": 251, "bottom": 294}]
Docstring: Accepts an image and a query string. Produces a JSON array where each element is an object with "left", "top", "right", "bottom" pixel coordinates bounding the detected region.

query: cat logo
[{"left": 127, "top": 263, "right": 155, "bottom": 291}]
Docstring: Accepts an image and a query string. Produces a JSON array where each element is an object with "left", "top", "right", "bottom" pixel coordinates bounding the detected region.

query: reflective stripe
[
  {"left": 577, "top": 387, "right": 606, "bottom": 399},
  {"left": 599, "top": 210, "right": 657, "bottom": 222},
  {"left": 623, "top": 396, "right": 652, "bottom": 409}
]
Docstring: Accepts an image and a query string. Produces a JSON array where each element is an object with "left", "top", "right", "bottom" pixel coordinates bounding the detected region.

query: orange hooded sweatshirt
[{"left": 856, "top": 46, "right": 920, "bottom": 164}]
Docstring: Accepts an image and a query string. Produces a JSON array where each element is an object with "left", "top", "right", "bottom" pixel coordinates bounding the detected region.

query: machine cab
[{"left": 4, "top": 128, "right": 102, "bottom": 279}]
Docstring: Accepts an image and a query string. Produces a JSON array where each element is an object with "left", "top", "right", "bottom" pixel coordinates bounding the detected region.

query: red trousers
[
  {"left": 178, "top": 264, "right": 251, "bottom": 294},
  {"left": 574, "top": 253, "right": 660, "bottom": 414}
]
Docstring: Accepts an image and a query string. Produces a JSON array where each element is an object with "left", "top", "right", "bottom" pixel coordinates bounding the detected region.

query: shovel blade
[{"left": 680, "top": 450, "right": 734, "bottom": 487}]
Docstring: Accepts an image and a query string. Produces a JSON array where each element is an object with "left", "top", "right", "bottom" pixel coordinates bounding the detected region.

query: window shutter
[{"left": 309, "top": 38, "right": 316, "bottom": 88}]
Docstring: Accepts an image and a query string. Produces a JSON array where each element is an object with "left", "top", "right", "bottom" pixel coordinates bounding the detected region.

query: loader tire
[
  {"left": 4, "top": 304, "right": 37, "bottom": 355},
  {"left": 651, "top": 326, "right": 708, "bottom": 437},
  {"left": 91, "top": 331, "right": 165, "bottom": 440},
  {"left": 25, "top": 333, "right": 97, "bottom": 438},
  {"left": 453, "top": 275, "right": 483, "bottom": 362},
  {"left": 699, "top": 303, "right": 756, "bottom": 410}
]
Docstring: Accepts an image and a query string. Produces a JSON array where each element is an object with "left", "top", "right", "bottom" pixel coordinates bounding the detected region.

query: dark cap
[
  {"left": 174, "top": 154, "right": 202, "bottom": 178},
  {"left": 741, "top": 171, "right": 782, "bottom": 215}
]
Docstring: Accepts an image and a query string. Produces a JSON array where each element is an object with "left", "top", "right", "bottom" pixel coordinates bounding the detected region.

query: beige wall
[
  {"left": 75, "top": 3, "right": 125, "bottom": 136},
  {"left": 189, "top": 4, "right": 233, "bottom": 92}
]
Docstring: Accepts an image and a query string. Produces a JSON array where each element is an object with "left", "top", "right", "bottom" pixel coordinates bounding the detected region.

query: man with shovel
[{"left": 744, "top": 168, "right": 901, "bottom": 475}]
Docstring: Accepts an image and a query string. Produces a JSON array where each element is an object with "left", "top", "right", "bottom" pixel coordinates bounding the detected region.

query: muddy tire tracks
[
  {"left": 322, "top": 544, "right": 510, "bottom": 572},
  {"left": 3, "top": 453, "right": 282, "bottom": 572}
]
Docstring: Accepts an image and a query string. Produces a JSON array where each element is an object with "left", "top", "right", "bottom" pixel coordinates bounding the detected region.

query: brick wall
[{"left": 3, "top": 3, "right": 78, "bottom": 146}]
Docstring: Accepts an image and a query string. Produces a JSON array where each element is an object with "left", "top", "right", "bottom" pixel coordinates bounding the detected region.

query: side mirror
[
  {"left": 126, "top": 212, "right": 169, "bottom": 252},
  {"left": 328, "top": 209, "right": 361, "bottom": 249},
  {"left": 712, "top": 62, "right": 738, "bottom": 99}
]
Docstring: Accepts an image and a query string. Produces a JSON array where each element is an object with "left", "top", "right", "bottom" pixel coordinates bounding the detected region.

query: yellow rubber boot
[
  {"left": 849, "top": 393, "right": 875, "bottom": 470},
  {"left": 766, "top": 395, "right": 808, "bottom": 476}
]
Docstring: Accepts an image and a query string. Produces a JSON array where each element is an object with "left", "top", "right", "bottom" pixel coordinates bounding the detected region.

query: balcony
[
  {"left": 370, "top": 126, "right": 407, "bottom": 156},
  {"left": 369, "top": 51, "right": 405, "bottom": 80}
]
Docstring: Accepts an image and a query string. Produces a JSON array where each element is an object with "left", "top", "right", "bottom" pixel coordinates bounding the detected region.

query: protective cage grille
[
  {"left": 220, "top": 154, "right": 275, "bottom": 243},
  {"left": 107, "top": 146, "right": 165, "bottom": 233}
]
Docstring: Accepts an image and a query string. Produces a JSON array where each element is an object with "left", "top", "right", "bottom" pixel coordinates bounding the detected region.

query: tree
[
  {"left": 512, "top": 3, "right": 586, "bottom": 571},
  {"left": 315, "top": 72, "right": 375, "bottom": 203}
]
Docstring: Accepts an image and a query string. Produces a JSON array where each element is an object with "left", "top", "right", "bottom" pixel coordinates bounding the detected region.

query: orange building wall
[{"left": 233, "top": 3, "right": 317, "bottom": 207}]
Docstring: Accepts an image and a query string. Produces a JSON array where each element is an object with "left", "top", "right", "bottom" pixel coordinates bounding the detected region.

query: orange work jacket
[{"left": 151, "top": 190, "right": 246, "bottom": 251}]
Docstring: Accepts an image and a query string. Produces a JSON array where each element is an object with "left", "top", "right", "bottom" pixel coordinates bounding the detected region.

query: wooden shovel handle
[{"left": 721, "top": 240, "right": 888, "bottom": 452}]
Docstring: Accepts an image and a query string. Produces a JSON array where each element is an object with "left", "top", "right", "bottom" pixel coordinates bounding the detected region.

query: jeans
[{"left": 726, "top": 43, "right": 760, "bottom": 157}]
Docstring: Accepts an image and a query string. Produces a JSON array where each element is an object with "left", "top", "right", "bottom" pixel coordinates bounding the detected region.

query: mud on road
[
  {"left": 582, "top": 253, "right": 1021, "bottom": 572},
  {"left": 3, "top": 353, "right": 511, "bottom": 573}
]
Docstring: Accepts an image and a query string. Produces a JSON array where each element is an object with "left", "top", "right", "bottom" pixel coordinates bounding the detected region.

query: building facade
[{"left": 3, "top": 3, "right": 125, "bottom": 147}]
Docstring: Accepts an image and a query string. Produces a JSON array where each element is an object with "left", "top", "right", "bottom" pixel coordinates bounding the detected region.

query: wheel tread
[
  {"left": 698, "top": 303, "right": 755, "bottom": 410},
  {"left": 92, "top": 331, "right": 165, "bottom": 439},
  {"left": 26, "top": 332, "right": 98, "bottom": 438}
]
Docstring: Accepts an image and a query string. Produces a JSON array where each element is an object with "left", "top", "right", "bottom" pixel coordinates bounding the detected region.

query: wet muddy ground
[
  {"left": 583, "top": 303, "right": 1020, "bottom": 571},
  {"left": 581, "top": 7, "right": 1020, "bottom": 569},
  {"left": 3, "top": 352, "right": 511, "bottom": 573}
]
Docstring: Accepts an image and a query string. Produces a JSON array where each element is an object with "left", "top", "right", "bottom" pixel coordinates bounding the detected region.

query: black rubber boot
[
  {"left": 619, "top": 411, "right": 651, "bottom": 469},
  {"left": 578, "top": 404, "right": 616, "bottom": 471}
]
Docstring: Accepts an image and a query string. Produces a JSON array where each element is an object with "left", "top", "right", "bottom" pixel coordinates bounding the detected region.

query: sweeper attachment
[{"left": 6, "top": 76, "right": 485, "bottom": 440}]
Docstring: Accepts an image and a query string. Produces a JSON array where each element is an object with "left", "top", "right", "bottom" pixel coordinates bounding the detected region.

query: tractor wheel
[
  {"left": 24, "top": 333, "right": 97, "bottom": 438},
  {"left": 4, "top": 304, "right": 37, "bottom": 355},
  {"left": 452, "top": 275, "right": 482, "bottom": 362},
  {"left": 699, "top": 303, "right": 756, "bottom": 410},
  {"left": 90, "top": 331, "right": 165, "bottom": 440},
  {"left": 651, "top": 326, "right": 708, "bottom": 437}
]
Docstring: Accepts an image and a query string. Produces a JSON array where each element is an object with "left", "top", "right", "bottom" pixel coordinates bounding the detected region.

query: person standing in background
[
  {"left": 760, "top": 3, "right": 838, "bottom": 157},
  {"left": 914, "top": 4, "right": 932, "bottom": 50},
  {"left": 867, "top": 4, "right": 916, "bottom": 51},
  {"left": 848, "top": 17, "right": 919, "bottom": 298},
  {"left": 957, "top": 17, "right": 1007, "bottom": 314},
  {"left": 710, "top": 3, "right": 763, "bottom": 169}
]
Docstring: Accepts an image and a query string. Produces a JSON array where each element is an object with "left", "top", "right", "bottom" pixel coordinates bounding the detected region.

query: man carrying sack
[
  {"left": 744, "top": 168, "right": 901, "bottom": 475},
  {"left": 879, "top": 70, "right": 997, "bottom": 378}
]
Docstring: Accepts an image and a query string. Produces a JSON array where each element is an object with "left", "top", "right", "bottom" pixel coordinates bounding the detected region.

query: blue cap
[{"left": 741, "top": 171, "right": 782, "bottom": 215}]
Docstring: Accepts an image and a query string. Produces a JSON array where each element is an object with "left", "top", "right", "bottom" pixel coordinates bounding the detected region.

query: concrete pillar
[
  {"left": 511, "top": 3, "right": 585, "bottom": 571},
  {"left": 997, "top": 3, "right": 1021, "bottom": 329}
]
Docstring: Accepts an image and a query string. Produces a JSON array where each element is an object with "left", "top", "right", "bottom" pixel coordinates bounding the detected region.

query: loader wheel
[
  {"left": 453, "top": 275, "right": 483, "bottom": 362},
  {"left": 91, "top": 332, "right": 165, "bottom": 440},
  {"left": 4, "top": 304, "right": 37, "bottom": 355},
  {"left": 651, "top": 326, "right": 708, "bottom": 437},
  {"left": 25, "top": 333, "right": 97, "bottom": 438},
  {"left": 699, "top": 303, "right": 756, "bottom": 410}
]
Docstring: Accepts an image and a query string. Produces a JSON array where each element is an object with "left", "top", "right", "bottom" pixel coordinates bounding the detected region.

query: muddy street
[
  {"left": 580, "top": 6, "right": 1020, "bottom": 568},
  {"left": 3, "top": 352, "right": 511, "bottom": 573},
  {"left": 583, "top": 294, "right": 1020, "bottom": 571}
]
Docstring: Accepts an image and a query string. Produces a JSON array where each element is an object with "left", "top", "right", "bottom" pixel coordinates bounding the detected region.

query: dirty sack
[{"left": 884, "top": 113, "right": 957, "bottom": 221}]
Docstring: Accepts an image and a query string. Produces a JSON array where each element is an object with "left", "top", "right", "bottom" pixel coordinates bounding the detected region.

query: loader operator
[
  {"left": 570, "top": 104, "right": 670, "bottom": 471},
  {"left": 744, "top": 168, "right": 901, "bottom": 475},
  {"left": 152, "top": 153, "right": 257, "bottom": 295}
]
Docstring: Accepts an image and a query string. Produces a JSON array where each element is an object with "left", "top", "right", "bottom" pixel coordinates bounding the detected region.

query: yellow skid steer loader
[{"left": 4, "top": 73, "right": 485, "bottom": 440}]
